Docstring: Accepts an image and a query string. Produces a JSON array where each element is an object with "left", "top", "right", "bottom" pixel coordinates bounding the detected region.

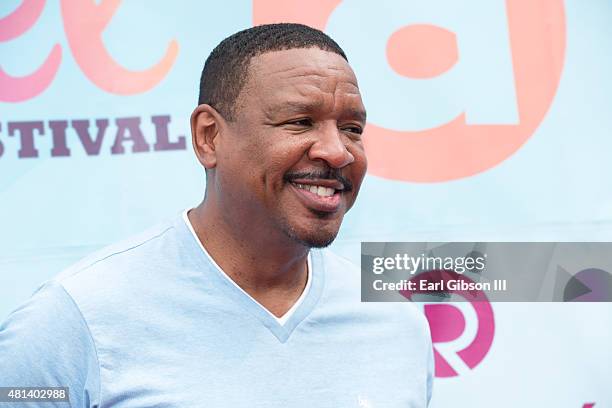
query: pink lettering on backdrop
[
  {"left": 386, "top": 24, "right": 458, "bottom": 79},
  {"left": 364, "top": 0, "right": 566, "bottom": 182},
  {"left": 401, "top": 270, "right": 495, "bottom": 378},
  {"left": 0, "top": 0, "right": 45, "bottom": 41},
  {"left": 253, "top": 0, "right": 341, "bottom": 30},
  {"left": 0, "top": 0, "right": 62, "bottom": 102},
  {"left": 59, "top": 0, "right": 179, "bottom": 95}
]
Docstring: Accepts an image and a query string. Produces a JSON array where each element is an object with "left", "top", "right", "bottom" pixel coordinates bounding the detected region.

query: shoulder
[
  {"left": 43, "top": 215, "right": 196, "bottom": 331},
  {"left": 0, "top": 216, "right": 189, "bottom": 402},
  {"left": 0, "top": 282, "right": 101, "bottom": 405},
  {"left": 0, "top": 282, "right": 96, "bottom": 352},
  {"left": 54, "top": 217, "right": 179, "bottom": 286},
  {"left": 46, "top": 215, "right": 195, "bottom": 311}
]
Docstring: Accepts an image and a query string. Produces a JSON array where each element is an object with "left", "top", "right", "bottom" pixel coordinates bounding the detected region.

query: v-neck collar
[{"left": 175, "top": 213, "right": 325, "bottom": 343}]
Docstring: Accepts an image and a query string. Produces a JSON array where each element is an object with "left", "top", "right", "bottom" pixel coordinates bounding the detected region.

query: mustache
[{"left": 284, "top": 168, "right": 353, "bottom": 192}]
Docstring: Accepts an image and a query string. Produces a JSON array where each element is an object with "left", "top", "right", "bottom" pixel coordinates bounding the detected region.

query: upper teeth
[{"left": 293, "top": 183, "right": 336, "bottom": 197}]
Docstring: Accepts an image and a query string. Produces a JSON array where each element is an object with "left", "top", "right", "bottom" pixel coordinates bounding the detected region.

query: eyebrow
[
  {"left": 345, "top": 107, "right": 367, "bottom": 123},
  {"left": 270, "top": 101, "right": 367, "bottom": 123}
]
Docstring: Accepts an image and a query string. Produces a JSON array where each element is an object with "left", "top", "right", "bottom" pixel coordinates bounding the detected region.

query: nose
[{"left": 307, "top": 123, "right": 355, "bottom": 168}]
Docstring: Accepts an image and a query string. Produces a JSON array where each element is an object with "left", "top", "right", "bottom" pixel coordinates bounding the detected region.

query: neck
[{"left": 188, "top": 199, "right": 309, "bottom": 317}]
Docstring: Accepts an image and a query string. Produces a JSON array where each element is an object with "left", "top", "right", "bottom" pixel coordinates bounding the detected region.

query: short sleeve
[{"left": 0, "top": 282, "right": 100, "bottom": 407}]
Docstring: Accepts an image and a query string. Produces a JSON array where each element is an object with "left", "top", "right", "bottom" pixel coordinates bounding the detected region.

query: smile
[
  {"left": 293, "top": 183, "right": 335, "bottom": 197},
  {"left": 289, "top": 182, "right": 342, "bottom": 213}
]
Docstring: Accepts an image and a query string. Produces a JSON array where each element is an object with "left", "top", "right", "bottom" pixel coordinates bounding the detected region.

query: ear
[{"left": 190, "top": 104, "right": 225, "bottom": 169}]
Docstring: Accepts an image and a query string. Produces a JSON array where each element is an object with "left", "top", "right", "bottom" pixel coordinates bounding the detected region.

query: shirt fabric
[{"left": 0, "top": 214, "right": 434, "bottom": 408}]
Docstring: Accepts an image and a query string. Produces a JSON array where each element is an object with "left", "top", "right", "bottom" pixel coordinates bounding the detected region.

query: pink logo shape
[
  {"left": 386, "top": 24, "right": 458, "bottom": 79},
  {"left": 1, "top": 0, "right": 178, "bottom": 102},
  {"left": 0, "top": 0, "right": 62, "bottom": 102},
  {"left": 60, "top": 0, "right": 179, "bottom": 95},
  {"left": 401, "top": 270, "right": 495, "bottom": 377}
]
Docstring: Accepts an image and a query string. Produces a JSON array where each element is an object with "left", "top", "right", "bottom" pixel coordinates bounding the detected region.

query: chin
[
  {"left": 283, "top": 221, "right": 341, "bottom": 249},
  {"left": 276, "top": 208, "right": 345, "bottom": 248},
  {"left": 292, "top": 231, "right": 338, "bottom": 248}
]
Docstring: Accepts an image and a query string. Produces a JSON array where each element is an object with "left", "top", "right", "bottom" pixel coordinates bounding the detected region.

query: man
[{"left": 0, "top": 24, "right": 433, "bottom": 407}]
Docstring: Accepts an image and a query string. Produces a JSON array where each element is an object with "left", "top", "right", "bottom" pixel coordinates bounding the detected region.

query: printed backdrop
[{"left": 1, "top": 1, "right": 611, "bottom": 406}]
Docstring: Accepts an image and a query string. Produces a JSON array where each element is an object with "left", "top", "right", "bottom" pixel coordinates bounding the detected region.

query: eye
[
  {"left": 285, "top": 118, "right": 313, "bottom": 128},
  {"left": 341, "top": 125, "right": 364, "bottom": 136}
]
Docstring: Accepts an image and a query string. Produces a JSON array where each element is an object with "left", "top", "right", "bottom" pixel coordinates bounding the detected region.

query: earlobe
[{"left": 191, "top": 104, "right": 222, "bottom": 169}]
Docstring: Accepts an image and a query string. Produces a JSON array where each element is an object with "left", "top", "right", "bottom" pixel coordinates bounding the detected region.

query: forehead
[{"left": 241, "top": 48, "right": 364, "bottom": 117}]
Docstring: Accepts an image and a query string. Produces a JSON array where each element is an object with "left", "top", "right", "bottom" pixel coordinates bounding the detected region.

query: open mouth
[
  {"left": 292, "top": 183, "right": 336, "bottom": 197},
  {"left": 288, "top": 182, "right": 343, "bottom": 213}
]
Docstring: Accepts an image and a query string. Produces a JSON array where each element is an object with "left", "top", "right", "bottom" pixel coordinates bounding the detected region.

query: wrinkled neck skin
[{"left": 188, "top": 189, "right": 309, "bottom": 317}]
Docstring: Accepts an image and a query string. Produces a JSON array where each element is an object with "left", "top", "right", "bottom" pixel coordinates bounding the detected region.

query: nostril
[{"left": 307, "top": 134, "right": 355, "bottom": 168}]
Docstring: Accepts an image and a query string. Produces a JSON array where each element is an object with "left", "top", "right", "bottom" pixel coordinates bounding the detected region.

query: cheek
[
  {"left": 245, "top": 145, "right": 308, "bottom": 199},
  {"left": 351, "top": 145, "right": 368, "bottom": 183},
  {"left": 264, "top": 142, "right": 311, "bottom": 180}
]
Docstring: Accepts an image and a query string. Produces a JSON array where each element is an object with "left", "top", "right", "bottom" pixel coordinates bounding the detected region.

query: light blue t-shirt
[{"left": 0, "top": 215, "right": 434, "bottom": 407}]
